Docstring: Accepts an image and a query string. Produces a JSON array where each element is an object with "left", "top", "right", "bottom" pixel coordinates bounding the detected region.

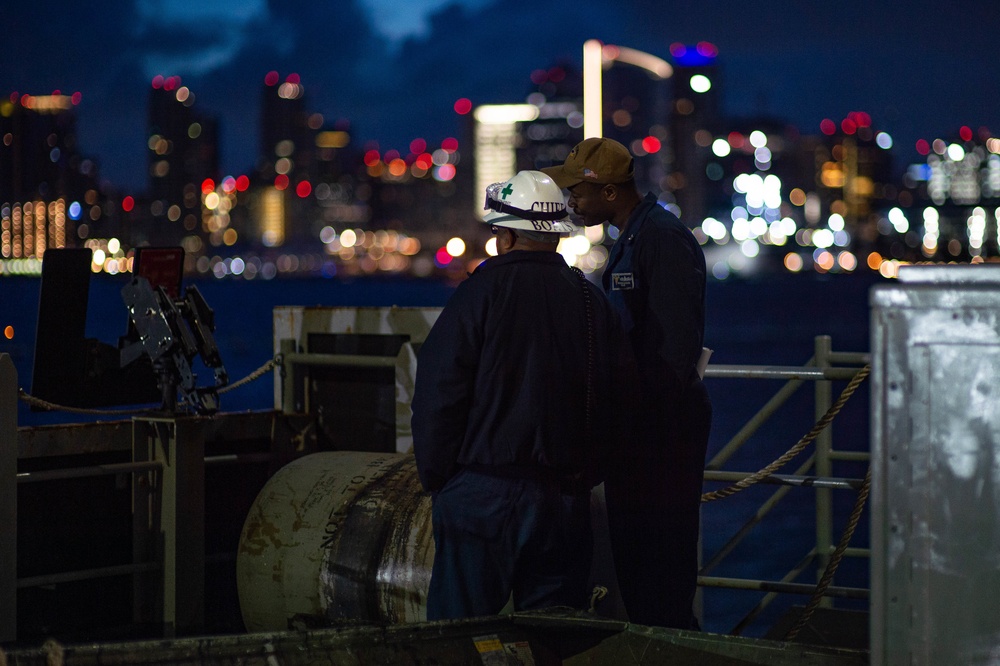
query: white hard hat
[{"left": 483, "top": 170, "right": 578, "bottom": 234}]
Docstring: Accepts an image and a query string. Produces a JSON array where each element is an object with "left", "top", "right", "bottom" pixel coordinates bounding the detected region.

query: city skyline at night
[{"left": 1, "top": 0, "right": 995, "bottom": 190}]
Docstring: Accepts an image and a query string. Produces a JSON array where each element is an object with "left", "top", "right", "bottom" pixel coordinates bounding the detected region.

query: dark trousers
[
  {"left": 605, "top": 379, "right": 712, "bottom": 629},
  {"left": 426, "top": 468, "right": 593, "bottom": 621}
]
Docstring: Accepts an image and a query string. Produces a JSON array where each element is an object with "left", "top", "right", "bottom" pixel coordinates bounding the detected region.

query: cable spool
[{"left": 237, "top": 451, "right": 434, "bottom": 631}]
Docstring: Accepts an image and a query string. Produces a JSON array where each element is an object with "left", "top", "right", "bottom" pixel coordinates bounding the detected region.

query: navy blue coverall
[
  {"left": 412, "top": 249, "right": 633, "bottom": 620},
  {"left": 603, "top": 193, "right": 713, "bottom": 630}
]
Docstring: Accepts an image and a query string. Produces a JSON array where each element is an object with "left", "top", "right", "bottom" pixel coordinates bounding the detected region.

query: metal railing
[
  {"left": 0, "top": 337, "right": 871, "bottom": 643},
  {"left": 698, "top": 335, "right": 871, "bottom": 635}
]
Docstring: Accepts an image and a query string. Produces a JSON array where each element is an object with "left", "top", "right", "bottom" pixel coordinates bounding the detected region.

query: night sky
[{"left": 2, "top": 0, "right": 996, "bottom": 191}]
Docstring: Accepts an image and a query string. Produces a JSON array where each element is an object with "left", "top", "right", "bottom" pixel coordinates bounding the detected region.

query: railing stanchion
[
  {"left": 1, "top": 354, "right": 17, "bottom": 643},
  {"left": 814, "top": 335, "right": 834, "bottom": 607}
]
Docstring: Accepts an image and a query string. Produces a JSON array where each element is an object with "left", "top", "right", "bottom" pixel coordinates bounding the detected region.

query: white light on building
[{"left": 473, "top": 104, "right": 540, "bottom": 220}]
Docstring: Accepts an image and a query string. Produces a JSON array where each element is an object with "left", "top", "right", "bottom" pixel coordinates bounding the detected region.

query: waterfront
[{"left": 1, "top": 270, "right": 878, "bottom": 636}]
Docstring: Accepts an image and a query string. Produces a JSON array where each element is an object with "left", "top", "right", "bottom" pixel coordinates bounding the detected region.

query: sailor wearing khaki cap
[
  {"left": 544, "top": 137, "right": 713, "bottom": 631},
  {"left": 541, "top": 136, "right": 636, "bottom": 188}
]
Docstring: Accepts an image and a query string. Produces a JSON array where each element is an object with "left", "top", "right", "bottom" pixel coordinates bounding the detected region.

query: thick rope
[
  {"left": 218, "top": 358, "right": 278, "bottom": 394},
  {"left": 701, "top": 364, "right": 870, "bottom": 503},
  {"left": 18, "top": 356, "right": 279, "bottom": 415},
  {"left": 783, "top": 465, "right": 872, "bottom": 642},
  {"left": 18, "top": 389, "right": 158, "bottom": 416}
]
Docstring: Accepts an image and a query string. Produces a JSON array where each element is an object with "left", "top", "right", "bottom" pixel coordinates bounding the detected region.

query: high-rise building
[
  {"left": 667, "top": 42, "right": 722, "bottom": 224},
  {"left": 147, "top": 76, "right": 219, "bottom": 246},
  {"left": 260, "top": 72, "right": 310, "bottom": 180},
  {"left": 516, "top": 50, "right": 671, "bottom": 193},
  {"left": 599, "top": 47, "right": 671, "bottom": 193},
  {"left": 0, "top": 92, "right": 100, "bottom": 262},
  {"left": 898, "top": 127, "right": 1000, "bottom": 262},
  {"left": 253, "top": 71, "right": 317, "bottom": 249}
]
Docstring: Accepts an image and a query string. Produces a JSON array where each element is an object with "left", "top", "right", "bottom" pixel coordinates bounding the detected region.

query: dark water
[{"left": 0, "top": 270, "right": 880, "bottom": 636}]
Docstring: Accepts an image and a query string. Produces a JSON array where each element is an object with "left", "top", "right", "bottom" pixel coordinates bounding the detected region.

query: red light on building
[
  {"left": 410, "top": 138, "right": 427, "bottom": 154},
  {"left": 274, "top": 174, "right": 289, "bottom": 190},
  {"left": 669, "top": 43, "right": 687, "bottom": 57},
  {"left": 453, "top": 98, "right": 472, "bottom": 115},
  {"left": 841, "top": 118, "right": 857, "bottom": 135},
  {"left": 435, "top": 164, "right": 457, "bottom": 181},
  {"left": 435, "top": 247, "right": 452, "bottom": 265},
  {"left": 820, "top": 119, "right": 836, "bottom": 135},
  {"left": 152, "top": 75, "right": 164, "bottom": 89},
  {"left": 960, "top": 126, "right": 973, "bottom": 142},
  {"left": 264, "top": 71, "right": 279, "bottom": 86},
  {"left": 728, "top": 131, "right": 746, "bottom": 148},
  {"left": 415, "top": 153, "right": 433, "bottom": 170},
  {"left": 530, "top": 69, "right": 548, "bottom": 85},
  {"left": 122, "top": 196, "right": 135, "bottom": 212},
  {"left": 916, "top": 139, "right": 930, "bottom": 155},
  {"left": 548, "top": 67, "right": 566, "bottom": 83},
  {"left": 235, "top": 175, "right": 250, "bottom": 192},
  {"left": 286, "top": 73, "right": 300, "bottom": 84},
  {"left": 364, "top": 150, "right": 381, "bottom": 167},
  {"left": 384, "top": 149, "right": 400, "bottom": 163},
  {"left": 441, "top": 137, "right": 459, "bottom": 153},
  {"left": 642, "top": 136, "right": 661, "bottom": 153},
  {"left": 696, "top": 41, "right": 718, "bottom": 57},
  {"left": 201, "top": 178, "right": 215, "bottom": 194},
  {"left": 295, "top": 181, "right": 312, "bottom": 198},
  {"left": 848, "top": 111, "right": 871, "bottom": 128},
  {"left": 71, "top": 92, "right": 82, "bottom": 105}
]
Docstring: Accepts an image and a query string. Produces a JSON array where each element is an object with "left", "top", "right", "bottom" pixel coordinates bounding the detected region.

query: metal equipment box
[
  {"left": 272, "top": 306, "right": 442, "bottom": 454},
  {"left": 870, "top": 265, "right": 1000, "bottom": 664}
]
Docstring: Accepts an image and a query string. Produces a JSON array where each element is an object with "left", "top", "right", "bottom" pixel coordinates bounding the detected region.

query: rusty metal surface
[
  {"left": 2, "top": 610, "right": 868, "bottom": 665},
  {"left": 16, "top": 411, "right": 297, "bottom": 459}
]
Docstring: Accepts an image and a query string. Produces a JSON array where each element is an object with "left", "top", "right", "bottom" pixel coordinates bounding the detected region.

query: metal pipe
[
  {"left": 280, "top": 338, "right": 298, "bottom": 414},
  {"left": 731, "top": 550, "right": 818, "bottom": 635},
  {"left": 16, "top": 452, "right": 273, "bottom": 482},
  {"left": 705, "top": 376, "right": 804, "bottom": 470},
  {"left": 703, "top": 470, "right": 865, "bottom": 490},
  {"left": 17, "top": 562, "right": 161, "bottom": 589},
  {"left": 704, "top": 365, "right": 862, "bottom": 380},
  {"left": 827, "top": 351, "right": 871, "bottom": 365},
  {"left": 1, "top": 353, "right": 17, "bottom": 642},
  {"left": 700, "top": 456, "right": 816, "bottom": 576},
  {"left": 16, "top": 461, "right": 162, "bottom": 483},
  {"left": 698, "top": 575, "right": 869, "bottom": 600},
  {"left": 203, "top": 452, "right": 273, "bottom": 466},
  {"left": 814, "top": 336, "right": 834, "bottom": 608},
  {"left": 828, "top": 450, "right": 871, "bottom": 462},
  {"left": 281, "top": 352, "right": 399, "bottom": 369}
]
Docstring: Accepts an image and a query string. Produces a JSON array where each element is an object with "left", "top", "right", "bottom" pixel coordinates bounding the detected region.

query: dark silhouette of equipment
[
  {"left": 30, "top": 248, "right": 162, "bottom": 411},
  {"left": 120, "top": 276, "right": 229, "bottom": 415}
]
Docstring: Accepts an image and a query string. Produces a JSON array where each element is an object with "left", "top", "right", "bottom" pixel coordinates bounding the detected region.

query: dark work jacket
[
  {"left": 603, "top": 193, "right": 707, "bottom": 415},
  {"left": 412, "top": 250, "right": 634, "bottom": 494}
]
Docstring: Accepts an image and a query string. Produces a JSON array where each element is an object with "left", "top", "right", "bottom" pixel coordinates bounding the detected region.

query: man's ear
[
  {"left": 497, "top": 227, "right": 516, "bottom": 252},
  {"left": 603, "top": 184, "right": 618, "bottom": 201}
]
